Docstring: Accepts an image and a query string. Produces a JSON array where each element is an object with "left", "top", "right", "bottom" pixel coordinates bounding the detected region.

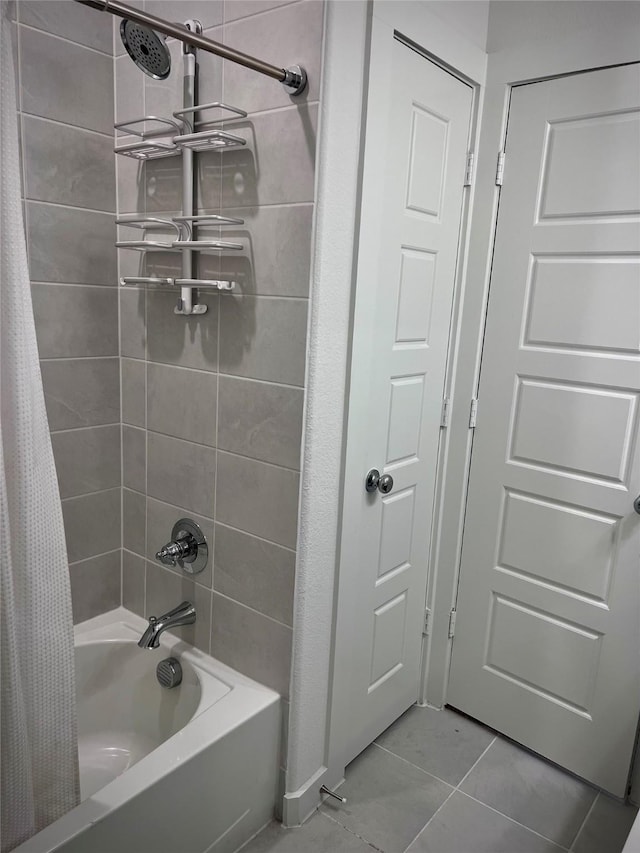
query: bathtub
[{"left": 15, "top": 607, "right": 281, "bottom": 853}]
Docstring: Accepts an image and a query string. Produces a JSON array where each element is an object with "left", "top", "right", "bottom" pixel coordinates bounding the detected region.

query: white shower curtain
[{"left": 0, "top": 3, "right": 80, "bottom": 849}]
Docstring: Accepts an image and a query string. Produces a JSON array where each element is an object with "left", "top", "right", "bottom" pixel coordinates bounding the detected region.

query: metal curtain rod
[{"left": 73, "top": 0, "right": 308, "bottom": 95}]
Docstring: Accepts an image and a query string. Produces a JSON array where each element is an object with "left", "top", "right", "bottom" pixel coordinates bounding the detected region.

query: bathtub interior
[{"left": 75, "top": 636, "right": 228, "bottom": 799}]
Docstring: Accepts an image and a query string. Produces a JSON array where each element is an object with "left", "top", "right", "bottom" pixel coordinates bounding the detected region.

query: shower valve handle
[{"left": 155, "top": 518, "right": 208, "bottom": 575}]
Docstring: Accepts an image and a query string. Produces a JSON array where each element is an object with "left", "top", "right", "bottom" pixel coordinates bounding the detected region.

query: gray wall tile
[
  {"left": 41, "top": 358, "right": 120, "bottom": 430},
  {"left": 146, "top": 0, "right": 223, "bottom": 28},
  {"left": 147, "top": 362, "right": 217, "bottom": 447},
  {"left": 147, "top": 431, "right": 216, "bottom": 517},
  {"left": 120, "top": 289, "right": 146, "bottom": 359},
  {"left": 147, "top": 290, "right": 219, "bottom": 370},
  {"left": 69, "top": 550, "right": 121, "bottom": 625},
  {"left": 216, "top": 451, "right": 299, "bottom": 549},
  {"left": 114, "top": 53, "right": 143, "bottom": 125},
  {"left": 62, "top": 488, "right": 121, "bottom": 563},
  {"left": 22, "top": 115, "right": 115, "bottom": 212},
  {"left": 52, "top": 425, "right": 121, "bottom": 498},
  {"left": 19, "top": 0, "right": 113, "bottom": 53},
  {"left": 198, "top": 106, "right": 317, "bottom": 209},
  {"left": 122, "top": 357, "right": 146, "bottom": 427},
  {"left": 214, "top": 522, "right": 295, "bottom": 625},
  {"left": 218, "top": 375, "right": 303, "bottom": 469},
  {"left": 27, "top": 202, "right": 116, "bottom": 285},
  {"left": 123, "top": 425, "right": 146, "bottom": 492},
  {"left": 123, "top": 487, "right": 146, "bottom": 556},
  {"left": 146, "top": 498, "right": 214, "bottom": 588},
  {"left": 146, "top": 561, "right": 212, "bottom": 652},
  {"left": 116, "top": 155, "right": 145, "bottom": 216},
  {"left": 219, "top": 295, "right": 308, "bottom": 387},
  {"left": 32, "top": 284, "right": 118, "bottom": 358},
  {"left": 207, "top": 204, "right": 313, "bottom": 298},
  {"left": 122, "top": 550, "right": 145, "bottom": 616},
  {"left": 211, "top": 592, "right": 292, "bottom": 697},
  {"left": 223, "top": 0, "right": 296, "bottom": 25},
  {"left": 20, "top": 26, "right": 114, "bottom": 133},
  {"left": 222, "top": 1, "right": 323, "bottom": 113}
]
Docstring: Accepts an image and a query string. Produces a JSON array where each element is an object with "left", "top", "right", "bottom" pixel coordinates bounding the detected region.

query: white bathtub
[{"left": 15, "top": 607, "right": 281, "bottom": 853}]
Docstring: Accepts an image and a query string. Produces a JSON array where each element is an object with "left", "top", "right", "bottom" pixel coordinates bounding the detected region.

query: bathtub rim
[{"left": 14, "top": 606, "right": 281, "bottom": 853}]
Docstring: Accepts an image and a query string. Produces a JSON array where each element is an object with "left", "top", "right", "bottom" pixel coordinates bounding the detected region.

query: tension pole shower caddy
[{"left": 74, "top": 0, "right": 308, "bottom": 317}]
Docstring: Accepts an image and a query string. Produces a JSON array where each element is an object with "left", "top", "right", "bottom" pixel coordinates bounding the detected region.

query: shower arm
[{"left": 73, "top": 0, "right": 308, "bottom": 95}]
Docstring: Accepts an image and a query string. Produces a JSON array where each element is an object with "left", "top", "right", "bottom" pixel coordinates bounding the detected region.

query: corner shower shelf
[
  {"left": 116, "top": 216, "right": 243, "bottom": 253},
  {"left": 114, "top": 116, "right": 183, "bottom": 160},
  {"left": 120, "top": 276, "right": 236, "bottom": 291}
]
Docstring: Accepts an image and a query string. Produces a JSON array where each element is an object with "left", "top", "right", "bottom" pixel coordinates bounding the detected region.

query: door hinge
[
  {"left": 495, "top": 151, "right": 506, "bottom": 186},
  {"left": 469, "top": 397, "right": 478, "bottom": 429},
  {"left": 448, "top": 609, "right": 457, "bottom": 639},
  {"left": 464, "top": 151, "right": 474, "bottom": 187},
  {"left": 423, "top": 608, "right": 432, "bottom": 636},
  {"left": 440, "top": 396, "right": 450, "bottom": 428}
]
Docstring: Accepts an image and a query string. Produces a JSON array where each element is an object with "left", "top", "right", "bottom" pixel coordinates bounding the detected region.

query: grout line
[
  {"left": 215, "top": 520, "right": 296, "bottom": 554},
  {"left": 568, "top": 792, "right": 599, "bottom": 852},
  {"left": 31, "top": 280, "right": 119, "bottom": 290},
  {"left": 319, "top": 811, "right": 385, "bottom": 853},
  {"left": 17, "top": 21, "right": 113, "bottom": 57},
  {"left": 20, "top": 111, "right": 114, "bottom": 140},
  {"left": 40, "top": 355, "right": 119, "bottom": 362},
  {"left": 457, "top": 790, "right": 569, "bottom": 851},
  {"left": 68, "top": 547, "right": 121, "bottom": 568},
  {"left": 61, "top": 486, "right": 121, "bottom": 503},
  {"left": 455, "top": 735, "right": 497, "bottom": 789},
  {"left": 212, "top": 591, "right": 293, "bottom": 632},
  {"left": 372, "top": 743, "right": 454, "bottom": 790},
  {"left": 221, "top": 0, "right": 303, "bottom": 29},
  {"left": 26, "top": 198, "right": 115, "bottom": 217},
  {"left": 402, "top": 787, "right": 458, "bottom": 853},
  {"left": 51, "top": 423, "right": 120, "bottom": 435}
]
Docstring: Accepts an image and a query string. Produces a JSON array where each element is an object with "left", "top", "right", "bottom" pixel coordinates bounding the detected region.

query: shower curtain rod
[{"left": 73, "top": 0, "right": 308, "bottom": 95}]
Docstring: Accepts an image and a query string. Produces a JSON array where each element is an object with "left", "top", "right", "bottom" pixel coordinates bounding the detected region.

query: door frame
[
  {"left": 425, "top": 7, "right": 640, "bottom": 713},
  {"left": 325, "top": 2, "right": 485, "bottom": 793}
]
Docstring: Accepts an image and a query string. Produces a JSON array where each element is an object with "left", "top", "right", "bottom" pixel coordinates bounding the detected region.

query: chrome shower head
[{"left": 120, "top": 19, "right": 171, "bottom": 80}]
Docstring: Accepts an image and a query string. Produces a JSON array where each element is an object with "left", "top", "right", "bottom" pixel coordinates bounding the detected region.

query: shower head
[{"left": 120, "top": 19, "right": 171, "bottom": 80}]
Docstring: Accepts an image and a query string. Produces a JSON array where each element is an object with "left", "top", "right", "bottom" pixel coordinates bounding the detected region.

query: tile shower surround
[
  {"left": 14, "top": 1, "right": 121, "bottom": 623},
  {"left": 117, "top": 0, "right": 324, "bottom": 704}
]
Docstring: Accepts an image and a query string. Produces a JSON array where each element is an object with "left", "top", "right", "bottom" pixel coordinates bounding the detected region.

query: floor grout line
[
  {"left": 402, "top": 788, "right": 458, "bottom": 853},
  {"left": 454, "top": 735, "right": 497, "bottom": 790},
  {"left": 568, "top": 791, "right": 599, "bottom": 852},
  {"left": 372, "top": 742, "right": 454, "bottom": 790},
  {"left": 319, "top": 810, "right": 384, "bottom": 852}
]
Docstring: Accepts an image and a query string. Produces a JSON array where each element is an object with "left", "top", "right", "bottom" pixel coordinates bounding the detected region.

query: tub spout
[{"left": 138, "top": 601, "right": 196, "bottom": 649}]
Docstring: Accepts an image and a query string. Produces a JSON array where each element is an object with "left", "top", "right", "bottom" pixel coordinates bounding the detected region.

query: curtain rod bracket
[{"left": 281, "top": 65, "right": 307, "bottom": 96}]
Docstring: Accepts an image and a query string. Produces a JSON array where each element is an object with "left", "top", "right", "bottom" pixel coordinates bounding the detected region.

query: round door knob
[
  {"left": 365, "top": 469, "right": 380, "bottom": 493},
  {"left": 378, "top": 474, "right": 394, "bottom": 494},
  {"left": 634, "top": 494, "right": 640, "bottom": 515}
]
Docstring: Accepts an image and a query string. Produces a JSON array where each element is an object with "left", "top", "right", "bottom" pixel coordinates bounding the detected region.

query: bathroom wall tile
[
  {"left": 223, "top": 0, "right": 298, "bottom": 26},
  {"left": 20, "top": 26, "right": 114, "bottom": 134},
  {"left": 222, "top": 1, "right": 323, "bottom": 113},
  {"left": 123, "top": 487, "right": 146, "bottom": 556},
  {"left": 144, "top": 155, "right": 183, "bottom": 213},
  {"left": 214, "top": 522, "right": 295, "bottom": 625},
  {"left": 122, "top": 550, "right": 146, "bottom": 617},
  {"left": 120, "top": 289, "right": 146, "bottom": 359},
  {"left": 18, "top": 0, "right": 113, "bottom": 54},
  {"left": 147, "top": 431, "right": 216, "bottom": 517},
  {"left": 27, "top": 202, "right": 116, "bottom": 286},
  {"left": 122, "top": 425, "right": 146, "bottom": 493},
  {"left": 62, "top": 488, "right": 121, "bottom": 563},
  {"left": 69, "top": 550, "right": 121, "bottom": 625},
  {"left": 198, "top": 105, "right": 317, "bottom": 209},
  {"left": 147, "top": 290, "right": 218, "bottom": 370},
  {"left": 114, "top": 53, "right": 143, "bottom": 125},
  {"left": 22, "top": 115, "right": 115, "bottom": 212},
  {"left": 31, "top": 284, "right": 118, "bottom": 358},
  {"left": 147, "top": 362, "right": 217, "bottom": 447},
  {"left": 121, "top": 357, "right": 146, "bottom": 427},
  {"left": 216, "top": 451, "right": 299, "bottom": 549},
  {"left": 41, "top": 358, "right": 120, "bottom": 430},
  {"left": 116, "top": 156, "right": 145, "bottom": 216},
  {"left": 208, "top": 204, "right": 313, "bottom": 298},
  {"left": 146, "top": 0, "right": 223, "bottom": 29},
  {"left": 211, "top": 592, "right": 292, "bottom": 696},
  {"left": 219, "top": 295, "right": 308, "bottom": 387},
  {"left": 218, "top": 375, "right": 303, "bottom": 469},
  {"left": 191, "top": 31, "right": 225, "bottom": 108},
  {"left": 51, "top": 425, "right": 121, "bottom": 498},
  {"left": 146, "top": 498, "right": 214, "bottom": 589},
  {"left": 145, "top": 561, "right": 212, "bottom": 652}
]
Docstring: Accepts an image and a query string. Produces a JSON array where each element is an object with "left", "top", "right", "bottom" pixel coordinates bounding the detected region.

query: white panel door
[
  {"left": 448, "top": 64, "right": 640, "bottom": 796},
  {"left": 338, "top": 37, "right": 473, "bottom": 764}
]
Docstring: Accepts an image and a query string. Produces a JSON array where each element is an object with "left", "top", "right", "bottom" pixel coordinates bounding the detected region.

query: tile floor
[{"left": 240, "top": 706, "right": 638, "bottom": 853}]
